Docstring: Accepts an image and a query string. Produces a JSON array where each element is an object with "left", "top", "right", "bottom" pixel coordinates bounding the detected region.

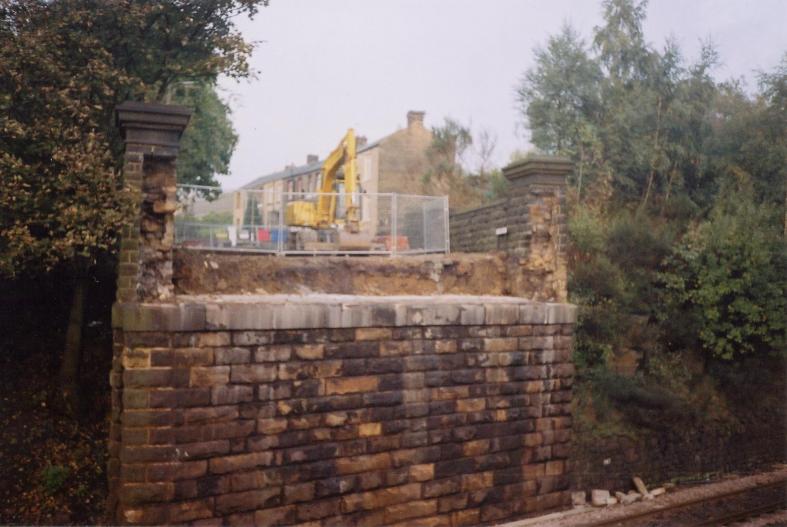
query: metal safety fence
[{"left": 175, "top": 185, "right": 450, "bottom": 255}]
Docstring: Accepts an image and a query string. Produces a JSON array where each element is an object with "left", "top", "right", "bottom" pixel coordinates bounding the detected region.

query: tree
[
  {"left": 0, "top": 0, "right": 266, "bottom": 416},
  {"left": 170, "top": 81, "right": 239, "bottom": 188},
  {"left": 424, "top": 118, "right": 473, "bottom": 184}
]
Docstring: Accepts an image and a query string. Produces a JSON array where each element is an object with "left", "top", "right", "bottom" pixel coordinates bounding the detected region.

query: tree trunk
[
  {"left": 59, "top": 257, "right": 89, "bottom": 418},
  {"left": 640, "top": 96, "right": 663, "bottom": 211}
]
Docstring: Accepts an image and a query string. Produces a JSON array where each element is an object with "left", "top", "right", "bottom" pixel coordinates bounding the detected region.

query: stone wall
[
  {"left": 449, "top": 157, "right": 571, "bottom": 303},
  {"left": 111, "top": 296, "right": 576, "bottom": 525}
]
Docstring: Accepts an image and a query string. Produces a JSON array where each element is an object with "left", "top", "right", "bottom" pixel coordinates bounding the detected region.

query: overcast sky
[{"left": 216, "top": 0, "right": 787, "bottom": 191}]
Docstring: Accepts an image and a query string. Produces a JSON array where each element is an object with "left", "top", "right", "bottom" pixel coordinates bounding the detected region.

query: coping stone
[{"left": 113, "top": 294, "right": 577, "bottom": 332}]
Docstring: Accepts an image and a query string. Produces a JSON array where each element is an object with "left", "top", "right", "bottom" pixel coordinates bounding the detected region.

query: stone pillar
[
  {"left": 115, "top": 101, "right": 191, "bottom": 302},
  {"left": 503, "top": 156, "right": 572, "bottom": 302},
  {"left": 109, "top": 102, "right": 190, "bottom": 520}
]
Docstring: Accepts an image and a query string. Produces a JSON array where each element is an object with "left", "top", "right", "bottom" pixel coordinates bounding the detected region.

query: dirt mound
[{"left": 173, "top": 250, "right": 510, "bottom": 297}]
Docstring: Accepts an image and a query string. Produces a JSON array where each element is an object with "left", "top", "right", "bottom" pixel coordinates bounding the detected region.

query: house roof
[{"left": 241, "top": 139, "right": 382, "bottom": 190}]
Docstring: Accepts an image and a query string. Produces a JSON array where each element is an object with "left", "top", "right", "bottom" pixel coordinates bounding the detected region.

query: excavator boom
[{"left": 286, "top": 128, "right": 360, "bottom": 232}]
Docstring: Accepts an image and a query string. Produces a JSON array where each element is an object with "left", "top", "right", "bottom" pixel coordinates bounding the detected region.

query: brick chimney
[
  {"left": 356, "top": 136, "right": 368, "bottom": 148},
  {"left": 307, "top": 154, "right": 319, "bottom": 164},
  {"left": 407, "top": 110, "right": 425, "bottom": 130}
]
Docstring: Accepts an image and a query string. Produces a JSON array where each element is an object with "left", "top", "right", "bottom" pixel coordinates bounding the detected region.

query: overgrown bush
[{"left": 659, "top": 179, "right": 786, "bottom": 360}]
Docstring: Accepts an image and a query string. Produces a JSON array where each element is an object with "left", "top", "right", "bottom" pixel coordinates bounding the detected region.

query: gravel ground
[{"left": 501, "top": 465, "right": 787, "bottom": 527}]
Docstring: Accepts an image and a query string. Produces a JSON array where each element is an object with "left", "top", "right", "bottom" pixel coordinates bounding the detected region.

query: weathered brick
[
  {"left": 123, "top": 349, "right": 151, "bottom": 369},
  {"left": 123, "top": 368, "right": 189, "bottom": 388},
  {"left": 230, "top": 364, "right": 277, "bottom": 383},
  {"left": 255, "top": 345, "right": 292, "bottom": 362},
  {"left": 297, "top": 497, "right": 341, "bottom": 521},
  {"left": 215, "top": 488, "right": 280, "bottom": 514},
  {"left": 209, "top": 452, "right": 274, "bottom": 474},
  {"left": 358, "top": 423, "right": 382, "bottom": 437},
  {"left": 146, "top": 461, "right": 207, "bottom": 482},
  {"left": 232, "top": 331, "right": 271, "bottom": 346},
  {"left": 215, "top": 347, "right": 251, "bottom": 365},
  {"left": 423, "top": 478, "right": 460, "bottom": 498},
  {"left": 341, "top": 483, "right": 422, "bottom": 512},
  {"left": 184, "top": 405, "right": 238, "bottom": 424},
  {"left": 355, "top": 328, "right": 392, "bottom": 341},
  {"left": 258, "top": 417, "right": 288, "bottom": 435},
  {"left": 283, "top": 482, "right": 315, "bottom": 503},
  {"left": 211, "top": 385, "right": 253, "bottom": 405},
  {"left": 190, "top": 366, "right": 230, "bottom": 387},
  {"left": 294, "top": 344, "right": 324, "bottom": 360},
  {"left": 120, "top": 482, "right": 175, "bottom": 504},
  {"left": 254, "top": 505, "right": 296, "bottom": 526},
  {"left": 149, "top": 388, "right": 211, "bottom": 408},
  {"left": 336, "top": 453, "right": 391, "bottom": 475},
  {"left": 167, "top": 498, "right": 215, "bottom": 523},
  {"left": 151, "top": 348, "right": 214, "bottom": 367},
  {"left": 326, "top": 376, "right": 379, "bottom": 395},
  {"left": 385, "top": 499, "right": 437, "bottom": 523}
]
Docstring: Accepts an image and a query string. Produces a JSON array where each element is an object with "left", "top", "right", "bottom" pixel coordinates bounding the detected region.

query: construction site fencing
[{"left": 175, "top": 185, "right": 450, "bottom": 255}]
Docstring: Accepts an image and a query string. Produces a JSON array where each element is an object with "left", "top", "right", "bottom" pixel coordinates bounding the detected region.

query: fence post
[
  {"left": 391, "top": 193, "right": 398, "bottom": 256},
  {"left": 443, "top": 195, "right": 450, "bottom": 254},
  {"left": 278, "top": 192, "right": 285, "bottom": 255}
]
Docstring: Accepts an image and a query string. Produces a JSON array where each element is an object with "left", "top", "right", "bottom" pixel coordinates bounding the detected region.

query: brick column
[
  {"left": 115, "top": 101, "right": 191, "bottom": 302},
  {"left": 503, "top": 156, "right": 572, "bottom": 302}
]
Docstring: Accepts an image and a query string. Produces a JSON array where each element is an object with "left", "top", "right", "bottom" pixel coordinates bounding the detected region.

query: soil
[
  {"left": 173, "top": 249, "right": 511, "bottom": 296},
  {"left": 0, "top": 278, "right": 113, "bottom": 525}
]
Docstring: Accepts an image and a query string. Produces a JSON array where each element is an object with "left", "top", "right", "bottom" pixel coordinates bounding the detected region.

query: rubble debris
[
  {"left": 651, "top": 487, "right": 666, "bottom": 497},
  {"left": 591, "top": 489, "right": 611, "bottom": 507},
  {"left": 621, "top": 492, "right": 641, "bottom": 505},
  {"left": 571, "top": 491, "right": 587, "bottom": 507},
  {"left": 633, "top": 476, "right": 649, "bottom": 496}
]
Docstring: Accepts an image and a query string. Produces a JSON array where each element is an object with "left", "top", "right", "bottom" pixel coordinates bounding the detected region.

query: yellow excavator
[{"left": 284, "top": 129, "right": 369, "bottom": 250}]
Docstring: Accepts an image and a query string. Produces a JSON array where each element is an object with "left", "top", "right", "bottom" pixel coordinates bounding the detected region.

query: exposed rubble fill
[{"left": 174, "top": 249, "right": 513, "bottom": 297}]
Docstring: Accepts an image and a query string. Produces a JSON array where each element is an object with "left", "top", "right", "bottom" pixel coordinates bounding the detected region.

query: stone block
[
  {"left": 211, "top": 385, "right": 253, "bottom": 405},
  {"left": 215, "top": 347, "right": 251, "bottom": 365},
  {"left": 215, "top": 488, "right": 280, "bottom": 514},
  {"left": 326, "top": 376, "right": 379, "bottom": 395},
  {"left": 355, "top": 328, "right": 392, "bottom": 341},
  {"left": 230, "top": 364, "right": 277, "bottom": 383},
  {"left": 209, "top": 452, "right": 274, "bottom": 474},
  {"left": 190, "top": 366, "right": 230, "bottom": 387}
]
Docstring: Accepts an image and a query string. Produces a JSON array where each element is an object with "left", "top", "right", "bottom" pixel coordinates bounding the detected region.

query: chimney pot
[
  {"left": 356, "top": 136, "right": 368, "bottom": 147},
  {"left": 407, "top": 110, "right": 425, "bottom": 129},
  {"left": 307, "top": 154, "right": 319, "bottom": 164}
]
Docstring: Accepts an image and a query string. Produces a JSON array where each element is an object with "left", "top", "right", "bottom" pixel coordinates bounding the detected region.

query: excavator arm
[
  {"left": 284, "top": 128, "right": 360, "bottom": 234},
  {"left": 315, "top": 129, "right": 359, "bottom": 231}
]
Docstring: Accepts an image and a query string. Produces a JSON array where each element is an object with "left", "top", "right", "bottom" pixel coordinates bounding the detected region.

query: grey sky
[{"left": 217, "top": 0, "right": 787, "bottom": 191}]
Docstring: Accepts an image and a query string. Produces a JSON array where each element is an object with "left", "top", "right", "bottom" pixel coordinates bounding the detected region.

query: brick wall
[
  {"left": 110, "top": 296, "right": 577, "bottom": 525},
  {"left": 449, "top": 157, "right": 571, "bottom": 303}
]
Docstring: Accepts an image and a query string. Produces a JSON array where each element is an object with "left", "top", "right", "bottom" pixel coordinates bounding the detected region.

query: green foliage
[
  {"left": 525, "top": 0, "right": 785, "bottom": 380},
  {"left": 425, "top": 118, "right": 473, "bottom": 183},
  {"left": 41, "top": 464, "right": 70, "bottom": 495},
  {"left": 171, "top": 82, "right": 238, "bottom": 187},
  {"left": 485, "top": 169, "right": 508, "bottom": 202},
  {"left": 0, "top": 0, "right": 264, "bottom": 276},
  {"left": 659, "top": 179, "right": 786, "bottom": 360}
]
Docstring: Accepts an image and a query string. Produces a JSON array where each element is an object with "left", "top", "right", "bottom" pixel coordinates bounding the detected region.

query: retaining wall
[{"left": 111, "top": 296, "right": 576, "bottom": 525}]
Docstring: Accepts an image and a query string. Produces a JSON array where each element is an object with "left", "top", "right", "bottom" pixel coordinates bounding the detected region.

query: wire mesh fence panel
[{"left": 175, "top": 185, "right": 449, "bottom": 255}]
